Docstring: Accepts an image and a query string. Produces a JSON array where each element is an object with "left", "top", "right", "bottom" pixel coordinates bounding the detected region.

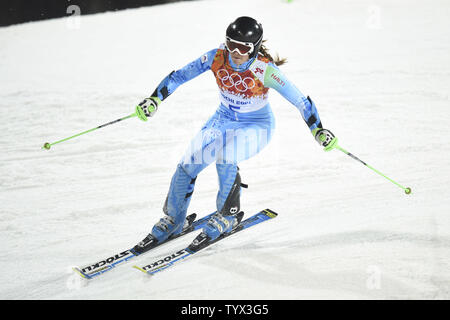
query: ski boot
[
  {"left": 204, "top": 211, "right": 244, "bottom": 241},
  {"left": 189, "top": 165, "right": 246, "bottom": 252},
  {"left": 133, "top": 213, "right": 196, "bottom": 254},
  {"left": 145, "top": 164, "right": 197, "bottom": 243},
  {"left": 189, "top": 211, "right": 244, "bottom": 252}
]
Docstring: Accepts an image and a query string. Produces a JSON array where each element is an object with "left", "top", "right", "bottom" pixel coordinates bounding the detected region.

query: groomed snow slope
[{"left": 0, "top": 0, "right": 449, "bottom": 299}]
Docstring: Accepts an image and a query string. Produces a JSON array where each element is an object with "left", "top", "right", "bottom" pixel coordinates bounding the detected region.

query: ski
[
  {"left": 133, "top": 208, "right": 278, "bottom": 276},
  {"left": 73, "top": 211, "right": 216, "bottom": 279}
]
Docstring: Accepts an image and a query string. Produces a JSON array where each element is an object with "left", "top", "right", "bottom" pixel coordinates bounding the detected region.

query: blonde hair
[{"left": 259, "top": 40, "right": 287, "bottom": 66}]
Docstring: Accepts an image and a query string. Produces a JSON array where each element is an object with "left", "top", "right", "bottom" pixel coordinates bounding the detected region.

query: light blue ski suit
[{"left": 150, "top": 45, "right": 322, "bottom": 227}]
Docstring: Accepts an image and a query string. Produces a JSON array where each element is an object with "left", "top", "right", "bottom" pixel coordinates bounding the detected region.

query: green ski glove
[{"left": 136, "top": 97, "right": 161, "bottom": 122}]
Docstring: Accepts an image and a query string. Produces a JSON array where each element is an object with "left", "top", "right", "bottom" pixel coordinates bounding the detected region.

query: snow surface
[{"left": 0, "top": 0, "right": 449, "bottom": 300}]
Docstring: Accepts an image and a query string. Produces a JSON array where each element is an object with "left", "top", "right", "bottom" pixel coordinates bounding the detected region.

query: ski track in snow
[{"left": 0, "top": 0, "right": 449, "bottom": 299}]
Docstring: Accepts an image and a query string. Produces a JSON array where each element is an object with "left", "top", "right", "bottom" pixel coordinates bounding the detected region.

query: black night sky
[{"left": 0, "top": 0, "right": 190, "bottom": 27}]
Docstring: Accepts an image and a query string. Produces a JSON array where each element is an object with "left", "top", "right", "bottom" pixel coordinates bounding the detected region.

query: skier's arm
[
  {"left": 264, "top": 63, "right": 322, "bottom": 131},
  {"left": 136, "top": 49, "right": 217, "bottom": 121},
  {"left": 264, "top": 63, "right": 337, "bottom": 150},
  {"left": 151, "top": 49, "right": 217, "bottom": 101}
]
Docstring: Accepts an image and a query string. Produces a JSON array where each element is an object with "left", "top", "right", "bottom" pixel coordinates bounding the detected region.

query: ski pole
[
  {"left": 42, "top": 112, "right": 137, "bottom": 150},
  {"left": 332, "top": 143, "right": 412, "bottom": 195}
]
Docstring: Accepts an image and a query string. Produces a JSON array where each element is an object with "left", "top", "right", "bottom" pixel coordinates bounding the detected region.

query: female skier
[{"left": 133, "top": 16, "right": 337, "bottom": 251}]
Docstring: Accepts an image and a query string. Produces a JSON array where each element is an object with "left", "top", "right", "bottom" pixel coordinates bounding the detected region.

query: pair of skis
[{"left": 73, "top": 209, "right": 278, "bottom": 279}]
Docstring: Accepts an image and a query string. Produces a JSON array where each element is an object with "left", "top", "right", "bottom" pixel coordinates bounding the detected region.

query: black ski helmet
[{"left": 226, "top": 16, "right": 263, "bottom": 58}]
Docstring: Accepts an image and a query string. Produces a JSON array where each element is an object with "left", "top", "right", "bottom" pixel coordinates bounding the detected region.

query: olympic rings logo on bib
[{"left": 216, "top": 69, "right": 256, "bottom": 92}]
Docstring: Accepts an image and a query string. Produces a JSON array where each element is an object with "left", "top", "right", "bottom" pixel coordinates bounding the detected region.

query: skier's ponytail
[{"left": 258, "top": 40, "right": 287, "bottom": 66}]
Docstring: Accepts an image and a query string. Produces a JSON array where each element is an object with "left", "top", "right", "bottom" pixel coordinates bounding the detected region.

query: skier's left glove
[
  {"left": 312, "top": 128, "right": 338, "bottom": 152},
  {"left": 136, "top": 97, "right": 161, "bottom": 122}
]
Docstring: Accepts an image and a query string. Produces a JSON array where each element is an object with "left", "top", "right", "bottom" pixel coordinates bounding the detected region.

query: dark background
[{"left": 0, "top": 0, "right": 192, "bottom": 27}]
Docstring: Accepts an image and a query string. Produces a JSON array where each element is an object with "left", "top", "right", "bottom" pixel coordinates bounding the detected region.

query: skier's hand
[
  {"left": 312, "top": 128, "right": 338, "bottom": 152},
  {"left": 136, "top": 97, "right": 160, "bottom": 121}
]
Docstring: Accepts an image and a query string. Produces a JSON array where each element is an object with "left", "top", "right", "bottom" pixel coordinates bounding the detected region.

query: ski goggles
[{"left": 225, "top": 36, "right": 255, "bottom": 55}]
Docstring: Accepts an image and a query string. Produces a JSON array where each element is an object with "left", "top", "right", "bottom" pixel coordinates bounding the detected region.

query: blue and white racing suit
[{"left": 150, "top": 44, "right": 323, "bottom": 224}]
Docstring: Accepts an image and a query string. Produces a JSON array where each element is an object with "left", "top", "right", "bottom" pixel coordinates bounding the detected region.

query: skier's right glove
[
  {"left": 136, "top": 97, "right": 161, "bottom": 121},
  {"left": 312, "top": 128, "right": 338, "bottom": 152}
]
